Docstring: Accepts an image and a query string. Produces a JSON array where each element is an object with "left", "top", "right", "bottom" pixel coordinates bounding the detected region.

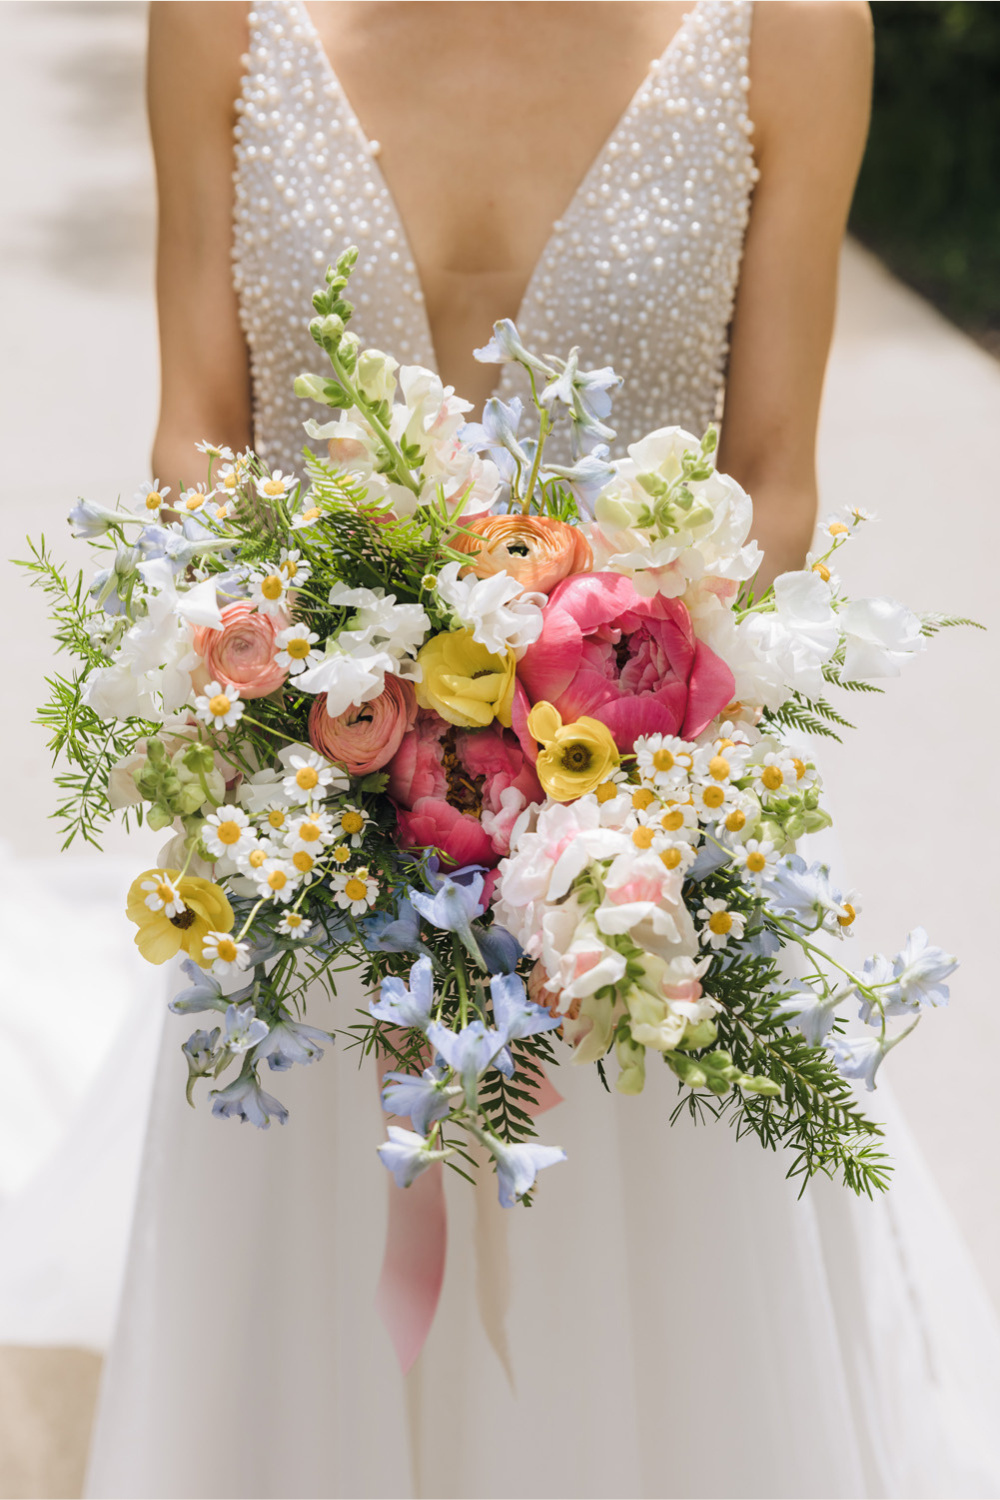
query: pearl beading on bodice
[{"left": 233, "top": 0, "right": 757, "bottom": 472}]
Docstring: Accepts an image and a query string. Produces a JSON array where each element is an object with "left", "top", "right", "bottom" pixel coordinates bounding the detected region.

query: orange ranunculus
[{"left": 450, "top": 515, "right": 592, "bottom": 595}]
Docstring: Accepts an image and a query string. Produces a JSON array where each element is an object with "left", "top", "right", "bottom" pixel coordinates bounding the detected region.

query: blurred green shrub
[{"left": 850, "top": 1, "right": 1000, "bottom": 337}]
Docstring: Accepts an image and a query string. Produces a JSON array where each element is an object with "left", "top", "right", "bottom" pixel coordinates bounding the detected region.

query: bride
[{"left": 87, "top": 3, "right": 1000, "bottom": 1497}]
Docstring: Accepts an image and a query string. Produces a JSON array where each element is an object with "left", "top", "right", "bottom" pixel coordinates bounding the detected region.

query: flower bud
[{"left": 356, "top": 347, "right": 399, "bottom": 405}]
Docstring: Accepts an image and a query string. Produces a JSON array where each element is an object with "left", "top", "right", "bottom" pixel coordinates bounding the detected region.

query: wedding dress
[{"left": 86, "top": 4, "right": 1000, "bottom": 1496}]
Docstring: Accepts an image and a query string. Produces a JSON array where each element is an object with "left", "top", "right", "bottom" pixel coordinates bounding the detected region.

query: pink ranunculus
[
  {"left": 191, "top": 601, "right": 287, "bottom": 700},
  {"left": 516, "top": 572, "right": 735, "bottom": 751},
  {"left": 388, "top": 710, "right": 544, "bottom": 867},
  {"left": 308, "top": 676, "right": 417, "bottom": 776}
]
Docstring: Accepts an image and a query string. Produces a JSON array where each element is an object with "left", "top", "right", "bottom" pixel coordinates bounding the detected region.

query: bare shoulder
[
  {"left": 148, "top": 2, "right": 250, "bottom": 142},
  {"left": 749, "top": 1, "right": 873, "bottom": 162},
  {"left": 148, "top": 1, "right": 249, "bottom": 54}
]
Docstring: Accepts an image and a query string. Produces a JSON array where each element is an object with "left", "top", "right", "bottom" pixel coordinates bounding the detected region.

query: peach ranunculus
[
  {"left": 308, "top": 676, "right": 418, "bottom": 776},
  {"left": 191, "top": 601, "right": 288, "bottom": 700},
  {"left": 450, "top": 514, "right": 592, "bottom": 595}
]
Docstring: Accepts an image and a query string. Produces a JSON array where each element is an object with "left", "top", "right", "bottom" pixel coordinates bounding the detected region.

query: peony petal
[{"left": 680, "top": 639, "right": 736, "bottom": 739}]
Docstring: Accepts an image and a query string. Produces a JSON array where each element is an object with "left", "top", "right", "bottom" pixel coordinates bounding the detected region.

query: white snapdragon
[
  {"left": 434, "top": 561, "right": 544, "bottom": 656},
  {"left": 838, "top": 597, "right": 925, "bottom": 680}
]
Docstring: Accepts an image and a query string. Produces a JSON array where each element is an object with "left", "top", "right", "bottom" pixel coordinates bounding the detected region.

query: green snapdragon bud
[
  {"left": 147, "top": 803, "right": 174, "bottom": 831},
  {"left": 309, "top": 312, "right": 344, "bottom": 351},
  {"left": 614, "top": 1029, "right": 646, "bottom": 1096},
  {"left": 180, "top": 742, "right": 215, "bottom": 776}
]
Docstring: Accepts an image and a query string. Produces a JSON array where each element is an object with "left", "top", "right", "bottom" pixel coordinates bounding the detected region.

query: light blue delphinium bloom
[
  {"left": 773, "top": 983, "right": 844, "bottom": 1046},
  {"left": 855, "top": 951, "right": 898, "bottom": 1025},
  {"left": 763, "top": 855, "right": 841, "bottom": 929},
  {"left": 425, "top": 1019, "right": 505, "bottom": 1106},
  {"left": 377, "top": 1125, "right": 450, "bottom": 1189},
  {"left": 473, "top": 922, "right": 522, "bottom": 976},
  {"left": 381, "top": 1066, "right": 458, "bottom": 1136},
  {"left": 541, "top": 351, "right": 621, "bottom": 424},
  {"left": 369, "top": 955, "right": 435, "bottom": 1031},
  {"left": 360, "top": 896, "right": 433, "bottom": 959},
  {"left": 489, "top": 972, "right": 562, "bottom": 1078},
  {"left": 169, "top": 958, "right": 250, "bottom": 1015},
  {"left": 409, "top": 871, "right": 485, "bottom": 965},
  {"left": 481, "top": 1133, "right": 568, "bottom": 1208},
  {"left": 826, "top": 1034, "right": 894, "bottom": 1093},
  {"left": 473, "top": 320, "right": 554, "bottom": 377},
  {"left": 686, "top": 840, "right": 733, "bottom": 883},
  {"left": 460, "top": 395, "right": 529, "bottom": 485},
  {"left": 223, "top": 1002, "right": 269, "bottom": 1055},
  {"left": 211, "top": 1073, "right": 289, "bottom": 1128},
  {"left": 542, "top": 447, "right": 614, "bottom": 517},
  {"left": 254, "top": 1019, "right": 331, "bottom": 1071},
  {"left": 182, "top": 1027, "right": 220, "bottom": 1074},
  {"left": 885, "top": 928, "right": 957, "bottom": 1013}
]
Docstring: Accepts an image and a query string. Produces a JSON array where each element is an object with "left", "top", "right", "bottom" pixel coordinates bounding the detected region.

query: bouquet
[{"left": 24, "top": 246, "right": 971, "bottom": 1208}]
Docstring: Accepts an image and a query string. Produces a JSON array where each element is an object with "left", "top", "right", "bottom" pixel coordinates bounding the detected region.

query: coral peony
[
  {"left": 191, "top": 601, "right": 287, "bottom": 700},
  {"left": 451, "top": 514, "right": 592, "bottom": 595},
  {"left": 389, "top": 710, "right": 543, "bottom": 866},
  {"left": 516, "top": 572, "right": 734, "bottom": 751},
  {"left": 308, "top": 676, "right": 417, "bottom": 776}
]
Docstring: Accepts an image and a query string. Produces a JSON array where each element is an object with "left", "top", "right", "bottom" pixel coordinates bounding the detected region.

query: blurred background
[{"left": 0, "top": 1, "right": 998, "bottom": 1495}]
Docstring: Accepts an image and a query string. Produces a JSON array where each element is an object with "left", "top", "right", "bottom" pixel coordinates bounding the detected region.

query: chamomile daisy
[
  {"left": 202, "top": 929, "right": 251, "bottom": 976},
  {"left": 140, "top": 871, "right": 184, "bottom": 918},
  {"left": 179, "top": 484, "right": 216, "bottom": 513},
  {"left": 250, "top": 568, "right": 291, "bottom": 617},
  {"left": 274, "top": 623, "right": 322, "bottom": 675},
  {"left": 634, "top": 733, "right": 694, "bottom": 792},
  {"left": 278, "top": 547, "right": 311, "bottom": 586},
  {"left": 281, "top": 750, "right": 341, "bottom": 801},
  {"left": 291, "top": 501, "right": 322, "bottom": 530},
  {"left": 658, "top": 799, "right": 700, "bottom": 840},
  {"left": 751, "top": 751, "right": 799, "bottom": 800},
  {"left": 132, "top": 479, "right": 171, "bottom": 516},
  {"left": 332, "top": 866, "right": 379, "bottom": 915},
  {"left": 237, "top": 837, "right": 280, "bottom": 875},
  {"left": 194, "top": 681, "right": 245, "bottom": 731},
  {"left": 718, "top": 792, "right": 760, "bottom": 841},
  {"left": 253, "top": 858, "right": 301, "bottom": 904},
  {"left": 335, "top": 804, "right": 371, "bottom": 847},
  {"left": 691, "top": 778, "right": 737, "bottom": 824},
  {"left": 202, "top": 806, "right": 256, "bottom": 859},
  {"left": 285, "top": 810, "right": 335, "bottom": 854},
  {"left": 698, "top": 897, "right": 746, "bottom": 951},
  {"left": 256, "top": 469, "right": 298, "bottom": 503},
  {"left": 277, "top": 911, "right": 313, "bottom": 939},
  {"left": 195, "top": 440, "right": 235, "bottom": 462},
  {"left": 732, "top": 838, "right": 779, "bottom": 888}
]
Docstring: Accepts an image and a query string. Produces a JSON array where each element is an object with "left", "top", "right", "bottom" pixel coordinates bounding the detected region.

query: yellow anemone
[
  {"left": 126, "top": 868, "right": 234, "bottom": 966},
  {"left": 415, "top": 628, "right": 516, "bottom": 728},
  {"left": 527, "top": 701, "right": 620, "bottom": 802}
]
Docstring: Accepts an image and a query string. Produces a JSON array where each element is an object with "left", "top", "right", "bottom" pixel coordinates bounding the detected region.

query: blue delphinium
[{"left": 211, "top": 1073, "right": 288, "bottom": 1128}]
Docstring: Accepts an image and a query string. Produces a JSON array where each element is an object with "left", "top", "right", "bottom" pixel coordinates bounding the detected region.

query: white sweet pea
[
  {"left": 434, "top": 561, "right": 544, "bottom": 656},
  {"left": 328, "top": 583, "right": 430, "bottom": 665},
  {"left": 294, "top": 647, "right": 398, "bottom": 717},
  {"left": 838, "top": 597, "right": 925, "bottom": 680},
  {"left": 391, "top": 366, "right": 472, "bottom": 456}
]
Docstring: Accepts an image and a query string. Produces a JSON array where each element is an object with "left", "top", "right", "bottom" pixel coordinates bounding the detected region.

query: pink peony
[
  {"left": 308, "top": 676, "right": 417, "bottom": 776},
  {"left": 516, "top": 572, "right": 735, "bottom": 751},
  {"left": 191, "top": 601, "right": 287, "bottom": 700},
  {"left": 388, "top": 710, "right": 543, "bottom": 868}
]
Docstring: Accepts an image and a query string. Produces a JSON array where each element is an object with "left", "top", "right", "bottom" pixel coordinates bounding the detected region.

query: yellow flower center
[
  {"left": 632, "top": 787, "right": 656, "bottom": 811},
  {"left": 216, "top": 820, "right": 242, "bottom": 846},
  {"left": 185, "top": 494, "right": 204, "bottom": 510},
  {"left": 268, "top": 810, "right": 286, "bottom": 829},
  {"left": 828, "top": 521, "right": 849, "bottom": 536},
  {"left": 661, "top": 847, "right": 683, "bottom": 870},
  {"left": 301, "top": 507, "right": 320, "bottom": 522},
  {"left": 595, "top": 781, "right": 619, "bottom": 804},
  {"left": 717, "top": 738, "right": 735, "bottom": 750},
  {"left": 298, "top": 820, "right": 321, "bottom": 844},
  {"left": 209, "top": 693, "right": 231, "bottom": 717},
  {"left": 701, "top": 784, "right": 725, "bottom": 809},
  {"left": 812, "top": 561, "right": 831, "bottom": 582},
  {"left": 145, "top": 492, "right": 162, "bottom": 510},
  {"left": 261, "top": 574, "right": 284, "bottom": 600},
  {"left": 708, "top": 910, "right": 733, "bottom": 935},
  {"left": 837, "top": 902, "right": 857, "bottom": 928},
  {"left": 282, "top": 558, "right": 299, "bottom": 579},
  {"left": 222, "top": 473, "right": 238, "bottom": 491},
  {"left": 344, "top": 877, "right": 368, "bottom": 902},
  {"left": 248, "top": 849, "right": 267, "bottom": 869},
  {"left": 267, "top": 870, "right": 288, "bottom": 891},
  {"left": 632, "top": 826, "right": 655, "bottom": 849},
  {"left": 661, "top": 808, "right": 685, "bottom": 832},
  {"left": 791, "top": 757, "right": 806, "bottom": 781},
  {"left": 746, "top": 851, "right": 767, "bottom": 873},
  {"left": 285, "top": 913, "right": 303, "bottom": 928},
  {"left": 262, "top": 479, "right": 286, "bottom": 497},
  {"left": 292, "top": 851, "right": 315, "bottom": 873},
  {"left": 156, "top": 881, "right": 175, "bottom": 904},
  {"left": 725, "top": 809, "right": 746, "bottom": 833},
  {"left": 215, "top": 937, "right": 238, "bottom": 962},
  {"left": 296, "top": 766, "right": 319, "bottom": 790},
  {"left": 652, "top": 748, "right": 675, "bottom": 773},
  {"left": 708, "top": 755, "right": 730, "bottom": 781},
  {"left": 287, "top": 637, "right": 311, "bottom": 659},
  {"left": 761, "top": 765, "right": 784, "bottom": 791},
  {"left": 341, "top": 811, "right": 364, "bottom": 835},
  {"left": 332, "top": 844, "right": 351, "bottom": 863}
]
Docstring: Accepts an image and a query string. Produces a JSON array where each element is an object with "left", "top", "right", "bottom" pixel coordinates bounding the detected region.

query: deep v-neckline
[{"left": 294, "top": 0, "right": 705, "bottom": 378}]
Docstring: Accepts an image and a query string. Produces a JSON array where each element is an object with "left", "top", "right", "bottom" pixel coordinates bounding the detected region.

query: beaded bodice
[{"left": 233, "top": 0, "right": 757, "bottom": 471}]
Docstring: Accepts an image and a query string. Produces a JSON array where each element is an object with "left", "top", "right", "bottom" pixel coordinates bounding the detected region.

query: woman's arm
[
  {"left": 718, "top": 0, "right": 873, "bottom": 585},
  {"left": 147, "top": 1, "right": 252, "bottom": 490}
]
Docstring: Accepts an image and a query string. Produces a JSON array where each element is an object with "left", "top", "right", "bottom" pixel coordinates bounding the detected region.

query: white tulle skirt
[{"left": 85, "top": 954, "right": 1000, "bottom": 1500}]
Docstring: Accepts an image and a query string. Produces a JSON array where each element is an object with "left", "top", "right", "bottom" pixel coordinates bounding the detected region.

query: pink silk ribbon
[{"left": 375, "top": 1057, "right": 563, "bottom": 1374}]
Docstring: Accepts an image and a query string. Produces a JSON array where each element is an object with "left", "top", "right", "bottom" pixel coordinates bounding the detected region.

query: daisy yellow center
[
  {"left": 717, "top": 738, "right": 735, "bottom": 750},
  {"left": 701, "top": 785, "right": 725, "bottom": 809},
  {"left": 837, "top": 902, "right": 857, "bottom": 928},
  {"left": 632, "top": 826, "right": 655, "bottom": 849},
  {"left": 652, "top": 748, "right": 675, "bottom": 772},
  {"left": 298, "top": 821, "right": 321, "bottom": 843},
  {"left": 708, "top": 755, "right": 730, "bottom": 781},
  {"left": 268, "top": 810, "right": 286, "bottom": 829},
  {"left": 828, "top": 522, "right": 849, "bottom": 536},
  {"left": 632, "top": 787, "right": 656, "bottom": 811},
  {"left": 261, "top": 574, "right": 284, "bottom": 600},
  {"left": 216, "top": 505, "right": 229, "bottom": 520},
  {"left": 301, "top": 507, "right": 320, "bottom": 522},
  {"left": 344, "top": 877, "right": 367, "bottom": 902},
  {"left": 185, "top": 494, "right": 204, "bottom": 510},
  {"left": 661, "top": 847, "right": 682, "bottom": 870},
  {"left": 286, "top": 637, "right": 311, "bottom": 659},
  {"left": 296, "top": 766, "right": 319, "bottom": 790},
  {"left": 792, "top": 757, "right": 806, "bottom": 781},
  {"left": 708, "top": 910, "right": 732, "bottom": 935},
  {"left": 262, "top": 479, "right": 286, "bottom": 497},
  {"left": 662, "top": 808, "right": 685, "bottom": 832},
  {"left": 725, "top": 809, "right": 746, "bottom": 833},
  {"left": 222, "top": 473, "right": 238, "bottom": 491},
  {"left": 746, "top": 851, "right": 766, "bottom": 873},
  {"left": 332, "top": 845, "right": 351, "bottom": 863},
  {"left": 216, "top": 820, "right": 242, "bottom": 846},
  {"left": 282, "top": 558, "right": 299, "bottom": 578},
  {"left": 595, "top": 781, "right": 619, "bottom": 804},
  {"left": 812, "top": 561, "right": 831, "bottom": 582},
  {"left": 341, "top": 811, "right": 364, "bottom": 835},
  {"left": 285, "top": 913, "right": 303, "bottom": 928},
  {"left": 215, "top": 937, "right": 238, "bottom": 962},
  {"left": 156, "top": 881, "right": 175, "bottom": 904},
  {"left": 145, "top": 492, "right": 162, "bottom": 510},
  {"left": 293, "top": 851, "right": 315, "bottom": 873},
  {"left": 267, "top": 870, "right": 288, "bottom": 891},
  {"left": 761, "top": 765, "right": 784, "bottom": 791},
  {"left": 248, "top": 849, "right": 267, "bottom": 869},
  {"left": 209, "top": 693, "right": 231, "bottom": 717}
]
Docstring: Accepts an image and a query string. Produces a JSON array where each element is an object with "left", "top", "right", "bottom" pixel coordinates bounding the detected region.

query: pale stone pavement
[{"left": 1, "top": 2, "right": 998, "bottom": 1495}]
